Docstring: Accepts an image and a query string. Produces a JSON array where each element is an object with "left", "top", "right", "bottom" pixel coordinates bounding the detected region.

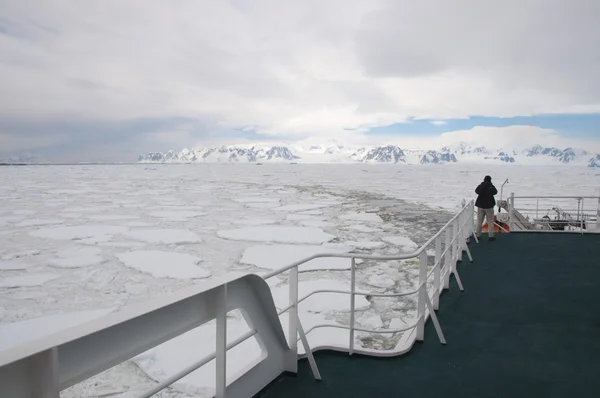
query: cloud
[
  {"left": 1, "top": 0, "right": 599, "bottom": 160},
  {"left": 381, "top": 125, "right": 600, "bottom": 152}
]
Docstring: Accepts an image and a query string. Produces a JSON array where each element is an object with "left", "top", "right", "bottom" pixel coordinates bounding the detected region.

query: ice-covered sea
[{"left": 1, "top": 164, "right": 598, "bottom": 397}]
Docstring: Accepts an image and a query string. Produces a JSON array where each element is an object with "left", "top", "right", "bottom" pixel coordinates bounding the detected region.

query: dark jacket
[{"left": 475, "top": 181, "right": 497, "bottom": 209}]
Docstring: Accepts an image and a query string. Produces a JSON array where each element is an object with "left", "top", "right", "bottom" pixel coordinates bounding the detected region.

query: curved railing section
[{"left": 262, "top": 199, "right": 475, "bottom": 361}]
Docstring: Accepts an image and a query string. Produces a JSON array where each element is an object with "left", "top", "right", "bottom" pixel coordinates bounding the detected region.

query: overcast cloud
[{"left": 1, "top": 0, "right": 599, "bottom": 160}]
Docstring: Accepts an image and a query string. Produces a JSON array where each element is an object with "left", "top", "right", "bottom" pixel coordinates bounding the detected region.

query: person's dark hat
[{"left": 484, "top": 175, "right": 492, "bottom": 182}]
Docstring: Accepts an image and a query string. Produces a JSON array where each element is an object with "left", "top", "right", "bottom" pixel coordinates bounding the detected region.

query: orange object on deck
[{"left": 482, "top": 215, "right": 511, "bottom": 233}]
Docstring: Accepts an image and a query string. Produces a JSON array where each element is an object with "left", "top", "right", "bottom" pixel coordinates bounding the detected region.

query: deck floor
[{"left": 255, "top": 233, "right": 600, "bottom": 398}]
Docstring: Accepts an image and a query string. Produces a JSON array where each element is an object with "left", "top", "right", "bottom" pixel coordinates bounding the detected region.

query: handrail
[
  {"left": 262, "top": 201, "right": 469, "bottom": 280},
  {"left": 262, "top": 199, "right": 474, "bottom": 363}
]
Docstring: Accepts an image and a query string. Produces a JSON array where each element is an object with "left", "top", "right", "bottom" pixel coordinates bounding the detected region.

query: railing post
[
  {"left": 444, "top": 226, "right": 451, "bottom": 289},
  {"left": 215, "top": 284, "right": 227, "bottom": 398},
  {"left": 31, "top": 348, "right": 60, "bottom": 398},
  {"left": 457, "top": 211, "right": 463, "bottom": 262},
  {"left": 581, "top": 198, "right": 584, "bottom": 233},
  {"left": 452, "top": 218, "right": 458, "bottom": 263},
  {"left": 288, "top": 267, "right": 298, "bottom": 372},
  {"left": 434, "top": 235, "right": 442, "bottom": 310},
  {"left": 349, "top": 257, "right": 356, "bottom": 355},
  {"left": 509, "top": 193, "right": 515, "bottom": 230},
  {"left": 597, "top": 197, "right": 600, "bottom": 230},
  {"left": 416, "top": 251, "right": 428, "bottom": 341}
]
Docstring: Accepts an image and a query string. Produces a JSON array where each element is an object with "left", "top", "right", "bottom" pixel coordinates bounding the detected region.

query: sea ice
[
  {"left": 357, "top": 311, "right": 384, "bottom": 330},
  {"left": 0, "top": 308, "right": 114, "bottom": 351},
  {"left": 233, "top": 197, "right": 280, "bottom": 204},
  {"left": 15, "top": 218, "right": 64, "bottom": 227},
  {"left": 367, "top": 275, "right": 396, "bottom": 289},
  {"left": 339, "top": 212, "right": 383, "bottom": 223},
  {"left": 133, "top": 315, "right": 261, "bottom": 394},
  {"left": 270, "top": 279, "right": 370, "bottom": 313},
  {"left": 149, "top": 211, "right": 206, "bottom": 221},
  {"left": 49, "top": 247, "right": 105, "bottom": 268},
  {"left": 217, "top": 227, "right": 335, "bottom": 244},
  {"left": 86, "top": 215, "right": 140, "bottom": 221},
  {"left": 240, "top": 244, "right": 352, "bottom": 271},
  {"left": 0, "top": 273, "right": 60, "bottom": 288},
  {"left": 0, "top": 261, "right": 29, "bottom": 270},
  {"left": 273, "top": 204, "right": 329, "bottom": 212},
  {"left": 30, "top": 225, "right": 129, "bottom": 240},
  {"left": 300, "top": 219, "right": 333, "bottom": 228},
  {"left": 285, "top": 214, "right": 320, "bottom": 221},
  {"left": 388, "top": 318, "right": 407, "bottom": 330},
  {"left": 382, "top": 236, "right": 419, "bottom": 250},
  {"left": 1, "top": 249, "right": 41, "bottom": 261},
  {"left": 344, "top": 240, "right": 387, "bottom": 250},
  {"left": 122, "top": 229, "right": 201, "bottom": 245},
  {"left": 116, "top": 250, "right": 210, "bottom": 279},
  {"left": 347, "top": 225, "right": 383, "bottom": 233}
]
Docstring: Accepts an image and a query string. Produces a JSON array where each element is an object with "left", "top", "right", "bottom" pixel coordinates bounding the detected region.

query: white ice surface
[
  {"left": 30, "top": 225, "right": 129, "bottom": 240},
  {"left": 240, "top": 244, "right": 352, "bottom": 271},
  {"left": 0, "top": 273, "right": 60, "bottom": 288},
  {"left": 49, "top": 247, "right": 105, "bottom": 268},
  {"left": 271, "top": 279, "right": 370, "bottom": 313},
  {"left": 15, "top": 219, "right": 64, "bottom": 227},
  {"left": 149, "top": 211, "right": 206, "bottom": 221},
  {"left": 0, "top": 308, "right": 114, "bottom": 351},
  {"left": 116, "top": 251, "right": 210, "bottom": 279},
  {"left": 339, "top": 212, "right": 383, "bottom": 223},
  {"left": 133, "top": 314, "right": 261, "bottom": 395},
  {"left": 382, "top": 236, "right": 419, "bottom": 250},
  {"left": 273, "top": 204, "right": 329, "bottom": 212},
  {"left": 1, "top": 249, "right": 41, "bottom": 261},
  {"left": 0, "top": 261, "right": 29, "bottom": 270},
  {"left": 344, "top": 240, "right": 387, "bottom": 249},
  {"left": 217, "top": 227, "right": 335, "bottom": 244},
  {"left": 122, "top": 229, "right": 202, "bottom": 245}
]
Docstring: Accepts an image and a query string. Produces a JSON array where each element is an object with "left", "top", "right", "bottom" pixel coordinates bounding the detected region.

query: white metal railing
[
  {"left": 0, "top": 201, "right": 476, "bottom": 397},
  {"left": 506, "top": 194, "right": 600, "bottom": 233},
  {"left": 261, "top": 199, "right": 475, "bottom": 360}
]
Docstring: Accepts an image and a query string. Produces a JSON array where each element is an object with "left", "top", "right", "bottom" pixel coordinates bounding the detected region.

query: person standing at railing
[{"left": 475, "top": 175, "right": 498, "bottom": 241}]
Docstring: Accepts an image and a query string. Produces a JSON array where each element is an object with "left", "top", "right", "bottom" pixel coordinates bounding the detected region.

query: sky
[{"left": 1, "top": 0, "right": 600, "bottom": 161}]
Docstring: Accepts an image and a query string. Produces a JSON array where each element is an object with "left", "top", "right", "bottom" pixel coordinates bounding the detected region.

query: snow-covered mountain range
[{"left": 138, "top": 143, "right": 600, "bottom": 167}]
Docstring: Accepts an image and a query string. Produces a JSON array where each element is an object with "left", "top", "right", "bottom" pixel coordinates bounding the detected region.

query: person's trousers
[{"left": 476, "top": 207, "right": 495, "bottom": 237}]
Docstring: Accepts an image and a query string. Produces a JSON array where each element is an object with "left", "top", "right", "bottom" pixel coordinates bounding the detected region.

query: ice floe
[
  {"left": 217, "top": 227, "right": 335, "bottom": 244},
  {"left": 15, "top": 219, "right": 64, "bottom": 227},
  {"left": 0, "top": 273, "right": 60, "bottom": 288},
  {"left": 1, "top": 249, "right": 41, "bottom": 261},
  {"left": 344, "top": 240, "right": 387, "bottom": 250},
  {"left": 86, "top": 215, "right": 140, "bottom": 221},
  {"left": 133, "top": 314, "right": 260, "bottom": 394},
  {"left": 273, "top": 204, "right": 329, "bottom": 212},
  {"left": 30, "top": 225, "right": 129, "bottom": 240},
  {"left": 381, "top": 236, "right": 419, "bottom": 250},
  {"left": 116, "top": 250, "right": 210, "bottom": 279},
  {"left": 339, "top": 212, "right": 383, "bottom": 223},
  {"left": 240, "top": 244, "right": 352, "bottom": 271},
  {"left": 149, "top": 211, "right": 206, "bottom": 221},
  {"left": 271, "top": 279, "right": 370, "bottom": 313},
  {"left": 367, "top": 275, "right": 396, "bottom": 289},
  {"left": 122, "top": 229, "right": 201, "bottom": 245},
  {"left": 0, "top": 261, "right": 29, "bottom": 271},
  {"left": 49, "top": 247, "right": 104, "bottom": 269}
]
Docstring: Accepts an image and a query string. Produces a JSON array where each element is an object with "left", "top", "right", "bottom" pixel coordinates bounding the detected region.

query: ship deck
[{"left": 255, "top": 232, "right": 600, "bottom": 398}]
